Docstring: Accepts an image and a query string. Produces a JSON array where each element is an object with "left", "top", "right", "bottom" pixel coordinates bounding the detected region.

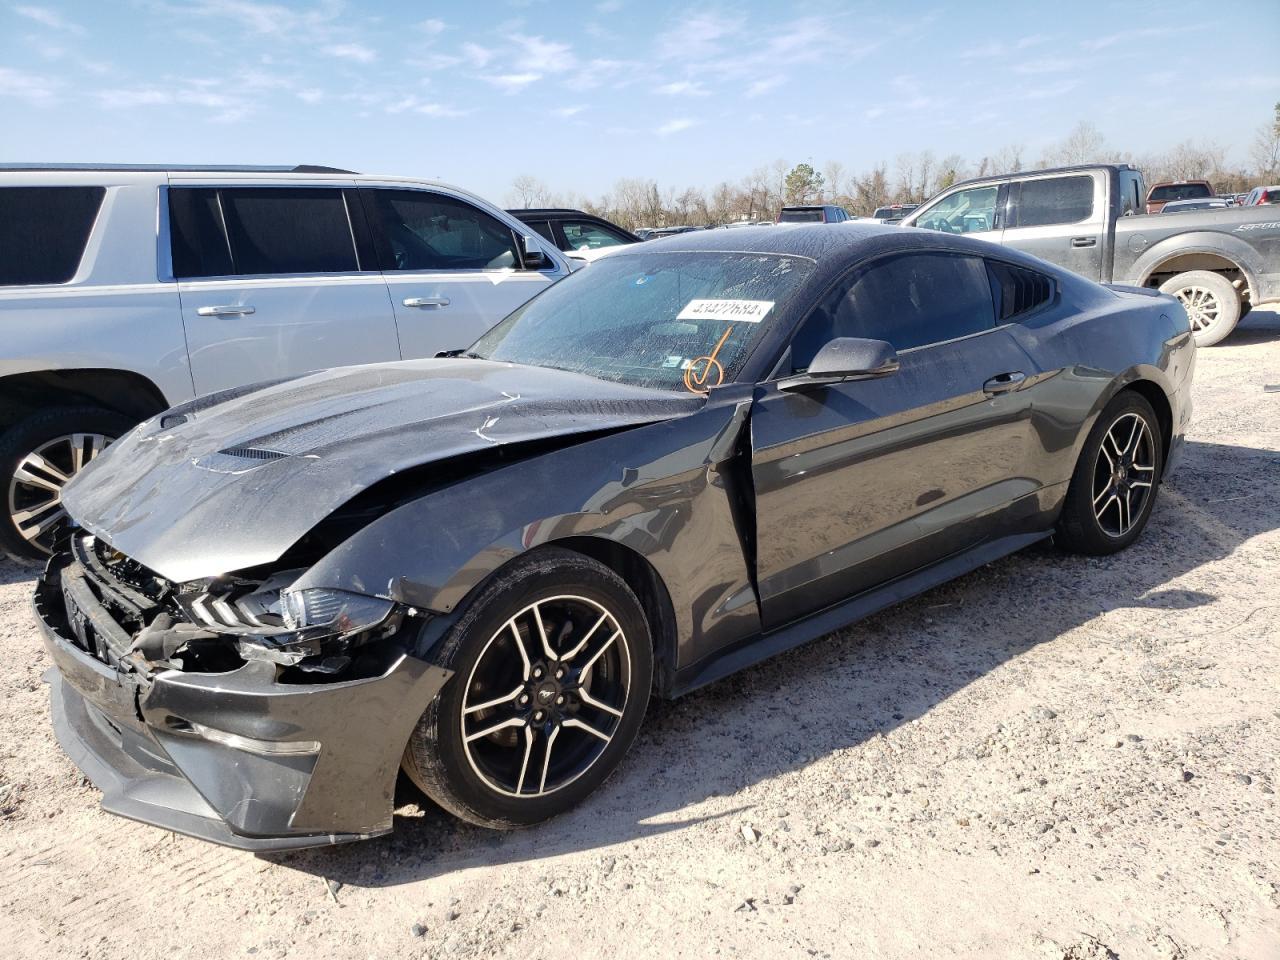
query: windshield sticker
[
  {"left": 662, "top": 356, "right": 685, "bottom": 368},
  {"left": 676, "top": 299, "right": 774, "bottom": 323}
]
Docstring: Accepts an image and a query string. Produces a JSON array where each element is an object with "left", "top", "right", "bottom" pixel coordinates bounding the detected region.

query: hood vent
[{"left": 219, "top": 446, "right": 289, "bottom": 461}]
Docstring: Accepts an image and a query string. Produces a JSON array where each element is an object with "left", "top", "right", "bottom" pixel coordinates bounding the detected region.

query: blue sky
[{"left": 2, "top": 1, "right": 1277, "bottom": 202}]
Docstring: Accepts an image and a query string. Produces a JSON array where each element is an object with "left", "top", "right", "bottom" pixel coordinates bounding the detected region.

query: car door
[
  {"left": 167, "top": 183, "right": 401, "bottom": 396},
  {"left": 360, "top": 187, "right": 566, "bottom": 359},
  {"left": 905, "top": 182, "right": 1005, "bottom": 242},
  {"left": 1000, "top": 172, "right": 1105, "bottom": 280},
  {"left": 750, "top": 252, "right": 1037, "bottom": 630}
]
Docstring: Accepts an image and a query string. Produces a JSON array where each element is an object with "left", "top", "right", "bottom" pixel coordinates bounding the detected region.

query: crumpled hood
[{"left": 63, "top": 359, "right": 701, "bottom": 582}]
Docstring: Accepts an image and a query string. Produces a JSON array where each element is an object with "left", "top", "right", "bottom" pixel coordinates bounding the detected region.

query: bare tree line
[{"left": 508, "top": 110, "right": 1280, "bottom": 230}]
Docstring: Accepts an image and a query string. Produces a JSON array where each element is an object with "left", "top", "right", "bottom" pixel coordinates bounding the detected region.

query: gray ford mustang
[{"left": 35, "top": 224, "right": 1194, "bottom": 850}]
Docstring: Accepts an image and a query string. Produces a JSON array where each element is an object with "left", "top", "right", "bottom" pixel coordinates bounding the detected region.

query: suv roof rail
[{"left": 0, "top": 163, "right": 358, "bottom": 174}]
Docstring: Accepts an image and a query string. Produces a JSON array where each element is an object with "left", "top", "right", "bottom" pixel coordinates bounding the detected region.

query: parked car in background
[
  {"left": 508, "top": 208, "right": 639, "bottom": 263},
  {"left": 1233, "top": 193, "right": 1250, "bottom": 206},
  {"left": 38, "top": 222, "right": 1191, "bottom": 850},
  {"left": 899, "top": 163, "right": 1280, "bottom": 347},
  {"left": 633, "top": 228, "right": 658, "bottom": 240},
  {"left": 777, "top": 204, "right": 851, "bottom": 223},
  {"left": 1242, "top": 185, "right": 1279, "bottom": 205},
  {"left": 1160, "top": 198, "right": 1232, "bottom": 213},
  {"left": 648, "top": 225, "right": 704, "bottom": 238},
  {"left": 870, "top": 203, "right": 919, "bottom": 223},
  {"left": 0, "top": 163, "right": 571, "bottom": 561},
  {"left": 1145, "top": 180, "right": 1213, "bottom": 214}
]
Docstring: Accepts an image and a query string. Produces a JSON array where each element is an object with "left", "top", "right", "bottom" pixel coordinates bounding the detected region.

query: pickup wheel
[
  {"left": 0, "top": 407, "right": 135, "bottom": 563},
  {"left": 1158, "top": 270, "right": 1240, "bottom": 347}
]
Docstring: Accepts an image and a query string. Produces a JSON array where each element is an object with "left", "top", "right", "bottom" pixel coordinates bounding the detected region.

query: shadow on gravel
[
  {"left": 260, "top": 434, "right": 1279, "bottom": 887},
  {"left": 0, "top": 558, "right": 41, "bottom": 587},
  {"left": 1230, "top": 306, "right": 1280, "bottom": 347}
]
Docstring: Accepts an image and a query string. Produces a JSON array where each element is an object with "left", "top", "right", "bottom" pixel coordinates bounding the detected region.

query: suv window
[
  {"left": 914, "top": 185, "right": 998, "bottom": 234},
  {"left": 778, "top": 208, "right": 825, "bottom": 223},
  {"left": 366, "top": 189, "right": 520, "bottom": 271},
  {"left": 561, "top": 220, "right": 631, "bottom": 251},
  {"left": 524, "top": 220, "right": 558, "bottom": 244},
  {"left": 1148, "top": 182, "right": 1211, "bottom": 203},
  {"left": 1014, "top": 176, "right": 1094, "bottom": 227},
  {"left": 791, "top": 253, "right": 996, "bottom": 367},
  {"left": 0, "top": 186, "right": 106, "bottom": 286},
  {"left": 169, "top": 187, "right": 360, "bottom": 278}
]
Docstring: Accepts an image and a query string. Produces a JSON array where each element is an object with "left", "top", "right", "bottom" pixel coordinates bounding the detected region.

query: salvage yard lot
[{"left": 1, "top": 312, "right": 1278, "bottom": 960}]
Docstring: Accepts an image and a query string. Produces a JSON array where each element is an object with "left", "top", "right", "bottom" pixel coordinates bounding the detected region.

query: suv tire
[
  {"left": 1158, "top": 270, "right": 1240, "bottom": 347},
  {"left": 0, "top": 406, "right": 135, "bottom": 562}
]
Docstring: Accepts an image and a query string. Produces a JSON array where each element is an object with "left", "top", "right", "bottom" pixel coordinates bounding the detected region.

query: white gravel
[{"left": 1, "top": 311, "right": 1277, "bottom": 960}]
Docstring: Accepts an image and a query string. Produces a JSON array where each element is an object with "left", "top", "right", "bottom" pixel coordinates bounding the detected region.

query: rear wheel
[
  {"left": 1056, "top": 392, "right": 1164, "bottom": 556},
  {"left": 403, "top": 548, "right": 652, "bottom": 828},
  {"left": 0, "top": 407, "right": 135, "bottom": 562},
  {"left": 1158, "top": 270, "right": 1240, "bottom": 347}
]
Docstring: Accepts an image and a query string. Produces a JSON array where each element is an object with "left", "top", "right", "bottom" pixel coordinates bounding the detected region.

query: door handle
[
  {"left": 983, "top": 371, "right": 1026, "bottom": 396},
  {"left": 403, "top": 297, "right": 451, "bottom": 308},
  {"left": 195, "top": 304, "right": 255, "bottom": 317},
  {"left": 1070, "top": 237, "right": 1097, "bottom": 248}
]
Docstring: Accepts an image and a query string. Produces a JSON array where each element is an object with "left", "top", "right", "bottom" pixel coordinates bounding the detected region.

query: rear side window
[
  {"left": 778, "top": 209, "right": 824, "bottom": 223},
  {"left": 791, "top": 253, "right": 996, "bottom": 366},
  {"left": 986, "top": 260, "right": 1054, "bottom": 321},
  {"left": 169, "top": 187, "right": 359, "bottom": 278},
  {"left": 1014, "top": 176, "right": 1094, "bottom": 227},
  {"left": 561, "top": 220, "right": 632, "bottom": 250},
  {"left": 0, "top": 186, "right": 105, "bottom": 285},
  {"left": 1119, "top": 171, "right": 1143, "bottom": 216},
  {"left": 1148, "top": 183, "right": 1211, "bottom": 203},
  {"left": 524, "top": 219, "right": 558, "bottom": 244}
]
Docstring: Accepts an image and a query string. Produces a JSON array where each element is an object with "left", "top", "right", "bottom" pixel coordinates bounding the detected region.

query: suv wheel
[
  {"left": 0, "top": 407, "right": 136, "bottom": 562},
  {"left": 1158, "top": 270, "right": 1241, "bottom": 347}
]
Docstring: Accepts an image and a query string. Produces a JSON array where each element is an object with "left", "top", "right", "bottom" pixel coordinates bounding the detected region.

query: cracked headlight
[{"left": 280, "top": 588, "right": 394, "bottom": 636}]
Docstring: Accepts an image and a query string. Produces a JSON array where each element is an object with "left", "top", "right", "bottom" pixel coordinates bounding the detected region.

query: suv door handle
[
  {"left": 1070, "top": 237, "right": 1097, "bottom": 248},
  {"left": 403, "top": 297, "right": 451, "bottom": 308},
  {"left": 196, "top": 304, "right": 255, "bottom": 317},
  {"left": 983, "top": 371, "right": 1026, "bottom": 396}
]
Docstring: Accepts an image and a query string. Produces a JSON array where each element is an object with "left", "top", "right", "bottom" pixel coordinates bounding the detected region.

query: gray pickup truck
[{"left": 899, "top": 163, "right": 1280, "bottom": 346}]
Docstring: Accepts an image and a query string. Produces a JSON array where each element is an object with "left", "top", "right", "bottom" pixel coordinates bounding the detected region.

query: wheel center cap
[{"left": 535, "top": 681, "right": 559, "bottom": 705}]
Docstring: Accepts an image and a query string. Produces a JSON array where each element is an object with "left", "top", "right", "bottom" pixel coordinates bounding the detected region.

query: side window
[
  {"left": 367, "top": 190, "right": 520, "bottom": 271},
  {"left": 914, "top": 185, "right": 999, "bottom": 234},
  {"left": 1118, "top": 172, "right": 1142, "bottom": 216},
  {"left": 561, "top": 220, "right": 631, "bottom": 250},
  {"left": 0, "top": 186, "right": 105, "bottom": 285},
  {"left": 217, "top": 188, "right": 359, "bottom": 276},
  {"left": 986, "top": 260, "right": 1054, "bottom": 321},
  {"left": 1013, "top": 175, "right": 1094, "bottom": 227},
  {"left": 169, "top": 188, "right": 233, "bottom": 279},
  {"left": 790, "top": 253, "right": 996, "bottom": 368},
  {"left": 524, "top": 220, "right": 558, "bottom": 245}
]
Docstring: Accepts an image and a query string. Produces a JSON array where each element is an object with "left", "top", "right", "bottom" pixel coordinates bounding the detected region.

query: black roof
[{"left": 0, "top": 163, "right": 356, "bottom": 174}]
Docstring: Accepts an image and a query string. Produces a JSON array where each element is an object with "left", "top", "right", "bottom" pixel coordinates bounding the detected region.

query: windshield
[
  {"left": 470, "top": 252, "right": 814, "bottom": 392},
  {"left": 779, "top": 209, "right": 824, "bottom": 223},
  {"left": 1150, "top": 183, "right": 1211, "bottom": 202}
]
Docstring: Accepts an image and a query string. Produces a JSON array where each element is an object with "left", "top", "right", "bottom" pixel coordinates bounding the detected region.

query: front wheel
[
  {"left": 403, "top": 548, "right": 653, "bottom": 828},
  {"left": 1159, "top": 270, "right": 1240, "bottom": 347},
  {"left": 1056, "top": 392, "right": 1164, "bottom": 556}
]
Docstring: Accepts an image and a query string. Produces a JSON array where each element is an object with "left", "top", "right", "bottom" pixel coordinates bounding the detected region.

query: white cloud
[
  {"left": 595, "top": 0, "right": 623, "bottom": 11},
  {"left": 297, "top": 88, "right": 324, "bottom": 103},
  {"left": 484, "top": 72, "right": 541, "bottom": 93},
  {"left": 552, "top": 104, "right": 586, "bottom": 117},
  {"left": 656, "top": 11, "right": 738, "bottom": 60},
  {"left": 180, "top": 0, "right": 343, "bottom": 39},
  {"left": 322, "top": 43, "right": 377, "bottom": 63},
  {"left": 745, "top": 75, "right": 784, "bottom": 98},
  {"left": 384, "top": 95, "right": 466, "bottom": 117},
  {"left": 13, "top": 4, "right": 84, "bottom": 34},
  {"left": 512, "top": 34, "right": 575, "bottom": 74},
  {"left": 864, "top": 105, "right": 886, "bottom": 120},
  {"left": 656, "top": 117, "right": 696, "bottom": 136},
  {"left": 0, "top": 65, "right": 60, "bottom": 102},
  {"left": 416, "top": 18, "right": 446, "bottom": 35},
  {"left": 656, "top": 80, "right": 708, "bottom": 96},
  {"left": 1012, "top": 57, "right": 1079, "bottom": 75},
  {"left": 461, "top": 42, "right": 494, "bottom": 68}
]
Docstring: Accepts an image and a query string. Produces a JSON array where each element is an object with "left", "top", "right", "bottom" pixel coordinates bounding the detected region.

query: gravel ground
[{"left": 1, "top": 311, "right": 1277, "bottom": 960}]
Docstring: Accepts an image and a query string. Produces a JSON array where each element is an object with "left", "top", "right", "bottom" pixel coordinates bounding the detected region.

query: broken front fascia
[{"left": 35, "top": 547, "right": 452, "bottom": 850}]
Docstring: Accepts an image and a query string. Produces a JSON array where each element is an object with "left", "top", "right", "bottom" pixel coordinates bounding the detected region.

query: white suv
[{"left": 0, "top": 164, "right": 573, "bottom": 561}]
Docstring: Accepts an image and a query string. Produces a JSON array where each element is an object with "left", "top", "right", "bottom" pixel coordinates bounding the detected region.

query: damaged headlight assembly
[{"left": 235, "top": 588, "right": 396, "bottom": 668}]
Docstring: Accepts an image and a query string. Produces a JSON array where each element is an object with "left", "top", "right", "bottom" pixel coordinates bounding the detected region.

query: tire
[
  {"left": 1158, "top": 270, "right": 1240, "bottom": 347},
  {"left": 403, "top": 547, "right": 653, "bottom": 828},
  {"left": 1057, "top": 392, "right": 1164, "bottom": 556},
  {"left": 0, "top": 406, "right": 136, "bottom": 563}
]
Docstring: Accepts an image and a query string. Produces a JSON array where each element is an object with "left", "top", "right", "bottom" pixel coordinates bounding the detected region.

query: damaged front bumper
[{"left": 36, "top": 560, "right": 450, "bottom": 852}]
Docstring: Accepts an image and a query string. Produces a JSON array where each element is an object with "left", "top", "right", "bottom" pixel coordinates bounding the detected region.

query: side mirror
[
  {"left": 519, "top": 234, "right": 551, "bottom": 270},
  {"left": 778, "top": 337, "right": 899, "bottom": 392}
]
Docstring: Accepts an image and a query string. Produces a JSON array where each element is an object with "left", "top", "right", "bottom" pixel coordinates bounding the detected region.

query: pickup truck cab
[
  {"left": 0, "top": 164, "right": 572, "bottom": 561},
  {"left": 900, "top": 163, "right": 1280, "bottom": 348}
]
